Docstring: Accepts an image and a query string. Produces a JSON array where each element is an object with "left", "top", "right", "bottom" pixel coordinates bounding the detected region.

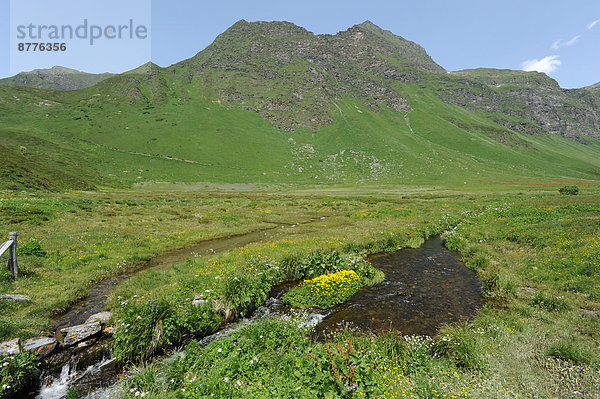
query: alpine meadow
[{"left": 0, "top": 18, "right": 599, "bottom": 399}]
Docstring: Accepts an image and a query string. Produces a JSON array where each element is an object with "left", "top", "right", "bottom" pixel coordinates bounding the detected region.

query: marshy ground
[{"left": 1, "top": 185, "right": 599, "bottom": 398}]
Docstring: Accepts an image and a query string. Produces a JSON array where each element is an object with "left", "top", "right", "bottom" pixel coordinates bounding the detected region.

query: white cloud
[
  {"left": 551, "top": 35, "right": 580, "bottom": 49},
  {"left": 521, "top": 55, "right": 562, "bottom": 74},
  {"left": 565, "top": 35, "right": 580, "bottom": 46},
  {"left": 588, "top": 19, "right": 600, "bottom": 30}
]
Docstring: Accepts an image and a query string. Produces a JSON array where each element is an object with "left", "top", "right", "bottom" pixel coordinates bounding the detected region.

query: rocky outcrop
[
  {"left": 23, "top": 337, "right": 58, "bottom": 358},
  {"left": 442, "top": 69, "right": 600, "bottom": 141},
  {"left": 85, "top": 311, "right": 112, "bottom": 325},
  {"left": 174, "top": 20, "right": 421, "bottom": 130}
]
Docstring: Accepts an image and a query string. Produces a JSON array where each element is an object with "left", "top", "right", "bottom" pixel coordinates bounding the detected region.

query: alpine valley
[
  {"left": 2, "top": 20, "right": 600, "bottom": 399},
  {"left": 1, "top": 20, "right": 599, "bottom": 190}
]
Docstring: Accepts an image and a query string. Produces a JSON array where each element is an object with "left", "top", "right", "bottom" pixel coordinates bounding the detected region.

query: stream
[
  {"left": 38, "top": 234, "right": 481, "bottom": 398},
  {"left": 51, "top": 216, "right": 329, "bottom": 333},
  {"left": 313, "top": 235, "right": 482, "bottom": 337}
]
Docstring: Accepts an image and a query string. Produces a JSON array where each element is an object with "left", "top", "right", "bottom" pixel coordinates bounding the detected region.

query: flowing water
[
  {"left": 40, "top": 216, "right": 332, "bottom": 398},
  {"left": 313, "top": 236, "right": 482, "bottom": 337},
  {"left": 51, "top": 216, "right": 329, "bottom": 333},
  {"left": 42, "top": 234, "right": 481, "bottom": 398}
]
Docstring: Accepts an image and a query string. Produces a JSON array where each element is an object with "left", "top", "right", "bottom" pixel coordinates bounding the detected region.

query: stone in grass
[
  {"left": 85, "top": 311, "right": 112, "bottom": 325},
  {"left": 60, "top": 322, "right": 101, "bottom": 348},
  {"left": 0, "top": 338, "right": 21, "bottom": 355},
  {"left": 23, "top": 337, "right": 58, "bottom": 358},
  {"left": 581, "top": 308, "right": 599, "bottom": 317},
  {"left": 0, "top": 294, "right": 31, "bottom": 302}
]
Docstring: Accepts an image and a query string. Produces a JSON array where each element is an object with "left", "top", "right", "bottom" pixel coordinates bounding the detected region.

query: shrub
[
  {"left": 283, "top": 270, "right": 361, "bottom": 309},
  {"left": 559, "top": 186, "right": 579, "bottom": 195},
  {"left": 113, "top": 297, "right": 220, "bottom": 364},
  {"left": 221, "top": 271, "right": 275, "bottom": 316},
  {"left": 346, "top": 254, "right": 382, "bottom": 283},
  {"left": 167, "top": 318, "right": 379, "bottom": 398},
  {"left": 0, "top": 352, "right": 40, "bottom": 398},
  {"left": 16, "top": 241, "right": 46, "bottom": 257},
  {"left": 278, "top": 253, "right": 305, "bottom": 280},
  {"left": 301, "top": 250, "right": 345, "bottom": 278}
]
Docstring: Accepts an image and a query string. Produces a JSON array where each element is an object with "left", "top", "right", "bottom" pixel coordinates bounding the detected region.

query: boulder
[
  {"left": 0, "top": 294, "right": 31, "bottom": 302},
  {"left": 0, "top": 338, "right": 20, "bottom": 355},
  {"left": 23, "top": 337, "right": 58, "bottom": 358},
  {"left": 85, "top": 311, "right": 112, "bottom": 325},
  {"left": 60, "top": 322, "right": 101, "bottom": 348}
]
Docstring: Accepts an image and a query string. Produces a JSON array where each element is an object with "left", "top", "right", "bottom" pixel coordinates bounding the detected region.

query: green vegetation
[
  {"left": 0, "top": 352, "right": 40, "bottom": 398},
  {"left": 0, "top": 188, "right": 599, "bottom": 398},
  {"left": 559, "top": 185, "right": 580, "bottom": 195},
  {"left": 114, "top": 298, "right": 220, "bottom": 364},
  {"left": 1, "top": 19, "right": 599, "bottom": 399},
  {"left": 283, "top": 270, "right": 362, "bottom": 308},
  {"left": 16, "top": 241, "right": 46, "bottom": 257},
  {"left": 1, "top": 23, "right": 600, "bottom": 191},
  {"left": 0, "top": 66, "right": 114, "bottom": 91},
  {"left": 282, "top": 253, "right": 382, "bottom": 308}
]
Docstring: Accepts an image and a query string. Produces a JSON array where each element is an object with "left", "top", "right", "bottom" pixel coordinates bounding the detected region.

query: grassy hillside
[
  {"left": 1, "top": 77, "right": 600, "bottom": 191},
  {"left": 1, "top": 21, "right": 599, "bottom": 191}
]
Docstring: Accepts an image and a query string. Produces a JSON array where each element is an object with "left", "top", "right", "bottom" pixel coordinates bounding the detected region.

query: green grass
[
  {"left": 2, "top": 69, "right": 600, "bottom": 191},
  {"left": 1, "top": 188, "right": 600, "bottom": 398},
  {"left": 96, "top": 188, "right": 599, "bottom": 399}
]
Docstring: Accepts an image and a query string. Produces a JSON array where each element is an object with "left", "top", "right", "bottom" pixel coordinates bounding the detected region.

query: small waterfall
[
  {"left": 38, "top": 356, "right": 117, "bottom": 399},
  {"left": 37, "top": 340, "right": 117, "bottom": 399},
  {"left": 37, "top": 361, "right": 72, "bottom": 399}
]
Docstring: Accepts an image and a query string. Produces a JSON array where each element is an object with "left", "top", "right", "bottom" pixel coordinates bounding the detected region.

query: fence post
[{"left": 8, "top": 232, "right": 18, "bottom": 278}]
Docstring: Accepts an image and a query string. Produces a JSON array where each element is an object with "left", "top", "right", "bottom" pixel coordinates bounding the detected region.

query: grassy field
[{"left": 1, "top": 185, "right": 599, "bottom": 398}]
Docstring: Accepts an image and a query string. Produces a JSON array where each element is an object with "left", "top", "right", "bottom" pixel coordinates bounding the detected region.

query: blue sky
[{"left": 1, "top": 0, "right": 599, "bottom": 88}]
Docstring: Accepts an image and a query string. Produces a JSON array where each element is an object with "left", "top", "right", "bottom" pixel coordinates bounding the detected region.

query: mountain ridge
[
  {"left": 0, "top": 20, "right": 599, "bottom": 190},
  {"left": 0, "top": 66, "right": 114, "bottom": 90},
  {"left": 92, "top": 19, "right": 599, "bottom": 139}
]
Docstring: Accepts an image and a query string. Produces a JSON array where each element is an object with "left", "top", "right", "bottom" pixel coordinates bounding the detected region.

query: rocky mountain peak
[{"left": 224, "top": 19, "right": 313, "bottom": 38}]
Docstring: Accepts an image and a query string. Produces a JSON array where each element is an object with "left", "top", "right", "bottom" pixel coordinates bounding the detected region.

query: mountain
[
  {"left": 447, "top": 68, "right": 600, "bottom": 141},
  {"left": 96, "top": 20, "right": 444, "bottom": 130},
  {"left": 0, "top": 66, "right": 114, "bottom": 90},
  {"left": 0, "top": 20, "right": 599, "bottom": 191}
]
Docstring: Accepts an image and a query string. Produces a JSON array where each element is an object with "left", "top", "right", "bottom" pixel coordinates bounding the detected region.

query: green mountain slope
[
  {"left": 0, "top": 20, "right": 599, "bottom": 190},
  {"left": 0, "top": 66, "right": 114, "bottom": 90}
]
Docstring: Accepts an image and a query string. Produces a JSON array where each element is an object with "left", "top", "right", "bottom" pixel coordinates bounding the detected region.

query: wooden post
[{"left": 8, "top": 232, "right": 18, "bottom": 278}]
